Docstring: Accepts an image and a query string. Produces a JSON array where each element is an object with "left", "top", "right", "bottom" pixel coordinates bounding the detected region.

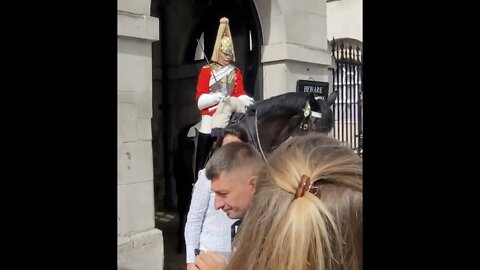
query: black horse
[
  {"left": 172, "top": 91, "right": 337, "bottom": 252},
  {"left": 229, "top": 91, "right": 337, "bottom": 159}
]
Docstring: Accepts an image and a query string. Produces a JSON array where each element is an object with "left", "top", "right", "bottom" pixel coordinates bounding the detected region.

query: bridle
[
  {"left": 299, "top": 100, "right": 323, "bottom": 131},
  {"left": 230, "top": 99, "right": 323, "bottom": 161},
  {"left": 229, "top": 112, "right": 266, "bottom": 161}
]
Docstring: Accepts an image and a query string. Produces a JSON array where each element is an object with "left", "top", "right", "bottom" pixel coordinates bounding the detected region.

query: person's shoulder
[
  {"left": 198, "top": 168, "right": 207, "bottom": 179},
  {"left": 193, "top": 169, "right": 208, "bottom": 188}
]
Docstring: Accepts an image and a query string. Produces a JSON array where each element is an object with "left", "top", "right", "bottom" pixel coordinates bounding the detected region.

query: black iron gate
[{"left": 330, "top": 38, "right": 363, "bottom": 156}]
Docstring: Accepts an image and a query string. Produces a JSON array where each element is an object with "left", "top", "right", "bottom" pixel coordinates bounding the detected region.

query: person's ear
[{"left": 247, "top": 176, "right": 257, "bottom": 192}]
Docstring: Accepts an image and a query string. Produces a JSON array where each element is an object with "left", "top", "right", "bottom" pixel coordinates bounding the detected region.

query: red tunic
[{"left": 195, "top": 64, "right": 247, "bottom": 116}]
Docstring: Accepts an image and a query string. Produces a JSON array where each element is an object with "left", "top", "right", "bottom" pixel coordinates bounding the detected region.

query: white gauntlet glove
[
  {"left": 238, "top": 95, "right": 254, "bottom": 107},
  {"left": 215, "top": 92, "right": 226, "bottom": 100},
  {"left": 198, "top": 93, "right": 222, "bottom": 110}
]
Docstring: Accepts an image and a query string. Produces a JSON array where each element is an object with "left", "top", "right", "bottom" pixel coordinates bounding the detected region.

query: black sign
[{"left": 296, "top": 80, "right": 329, "bottom": 100}]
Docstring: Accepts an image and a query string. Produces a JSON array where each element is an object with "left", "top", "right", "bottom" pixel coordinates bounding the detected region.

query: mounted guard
[{"left": 194, "top": 17, "right": 254, "bottom": 175}]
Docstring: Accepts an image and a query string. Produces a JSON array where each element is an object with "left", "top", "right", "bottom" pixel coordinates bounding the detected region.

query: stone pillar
[
  {"left": 327, "top": 0, "right": 363, "bottom": 41},
  {"left": 254, "top": 0, "right": 331, "bottom": 98},
  {"left": 117, "top": 0, "right": 163, "bottom": 269}
]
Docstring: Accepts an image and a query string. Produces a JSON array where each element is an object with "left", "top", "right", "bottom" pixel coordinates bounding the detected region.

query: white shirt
[{"left": 184, "top": 169, "right": 238, "bottom": 263}]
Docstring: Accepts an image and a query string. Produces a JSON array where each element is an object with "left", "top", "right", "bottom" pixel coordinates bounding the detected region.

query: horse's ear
[{"left": 327, "top": 91, "right": 338, "bottom": 107}]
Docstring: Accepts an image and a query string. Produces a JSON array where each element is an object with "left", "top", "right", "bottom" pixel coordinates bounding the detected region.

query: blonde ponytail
[{"left": 227, "top": 133, "right": 362, "bottom": 270}]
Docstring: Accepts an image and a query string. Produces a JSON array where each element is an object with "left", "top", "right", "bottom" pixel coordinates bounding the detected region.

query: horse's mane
[{"left": 246, "top": 92, "right": 316, "bottom": 118}]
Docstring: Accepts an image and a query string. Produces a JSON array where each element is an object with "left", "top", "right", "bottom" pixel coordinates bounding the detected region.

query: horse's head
[
  {"left": 300, "top": 91, "right": 337, "bottom": 134},
  {"left": 227, "top": 91, "right": 338, "bottom": 159}
]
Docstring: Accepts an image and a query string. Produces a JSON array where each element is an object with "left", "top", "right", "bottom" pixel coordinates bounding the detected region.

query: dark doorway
[{"left": 150, "top": 0, "right": 263, "bottom": 219}]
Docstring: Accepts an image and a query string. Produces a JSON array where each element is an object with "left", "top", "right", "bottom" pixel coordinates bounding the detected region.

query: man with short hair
[
  {"left": 205, "top": 141, "right": 263, "bottom": 220},
  {"left": 193, "top": 142, "right": 263, "bottom": 269}
]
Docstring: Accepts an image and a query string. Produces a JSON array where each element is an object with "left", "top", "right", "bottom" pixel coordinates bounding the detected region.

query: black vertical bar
[
  {"left": 353, "top": 71, "right": 356, "bottom": 150},
  {"left": 347, "top": 45, "right": 351, "bottom": 148},
  {"left": 335, "top": 43, "right": 342, "bottom": 140},
  {"left": 351, "top": 63, "right": 354, "bottom": 149},
  {"left": 354, "top": 46, "right": 360, "bottom": 150},
  {"left": 331, "top": 39, "right": 336, "bottom": 138},
  {"left": 358, "top": 46, "right": 363, "bottom": 153},
  {"left": 360, "top": 65, "right": 363, "bottom": 142},
  {"left": 345, "top": 45, "right": 349, "bottom": 146},
  {"left": 353, "top": 64, "right": 357, "bottom": 150},
  {"left": 342, "top": 50, "right": 346, "bottom": 143}
]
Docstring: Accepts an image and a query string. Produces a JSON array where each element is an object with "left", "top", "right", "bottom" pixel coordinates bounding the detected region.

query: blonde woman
[{"left": 195, "top": 133, "right": 362, "bottom": 270}]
